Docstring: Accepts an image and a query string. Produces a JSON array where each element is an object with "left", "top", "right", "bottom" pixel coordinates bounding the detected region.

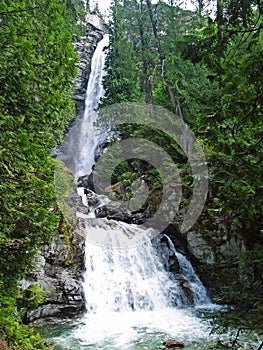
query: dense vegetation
[
  {"left": 0, "top": 0, "right": 262, "bottom": 348},
  {"left": 0, "top": 0, "right": 85, "bottom": 348},
  {"left": 100, "top": 0, "right": 263, "bottom": 343}
]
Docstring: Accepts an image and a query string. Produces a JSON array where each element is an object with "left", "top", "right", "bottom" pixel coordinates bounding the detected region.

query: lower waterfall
[
  {"left": 68, "top": 217, "right": 214, "bottom": 349},
  {"left": 82, "top": 218, "right": 211, "bottom": 314}
]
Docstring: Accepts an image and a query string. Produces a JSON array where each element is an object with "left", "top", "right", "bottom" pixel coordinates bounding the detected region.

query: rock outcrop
[{"left": 23, "top": 225, "right": 85, "bottom": 323}]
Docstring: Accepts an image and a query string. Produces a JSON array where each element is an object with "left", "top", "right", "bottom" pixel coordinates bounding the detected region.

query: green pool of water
[{"left": 37, "top": 307, "right": 260, "bottom": 350}]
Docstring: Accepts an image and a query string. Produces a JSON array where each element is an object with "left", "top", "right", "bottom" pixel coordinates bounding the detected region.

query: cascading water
[
  {"left": 47, "top": 35, "right": 259, "bottom": 349},
  {"left": 80, "top": 216, "right": 212, "bottom": 315},
  {"left": 74, "top": 33, "right": 210, "bottom": 313},
  {"left": 83, "top": 233, "right": 185, "bottom": 314},
  {"left": 71, "top": 34, "right": 213, "bottom": 349},
  {"left": 76, "top": 35, "right": 109, "bottom": 179},
  {"left": 164, "top": 235, "right": 210, "bottom": 306}
]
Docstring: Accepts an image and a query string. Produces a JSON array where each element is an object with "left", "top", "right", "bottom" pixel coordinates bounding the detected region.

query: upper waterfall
[{"left": 76, "top": 34, "right": 109, "bottom": 179}]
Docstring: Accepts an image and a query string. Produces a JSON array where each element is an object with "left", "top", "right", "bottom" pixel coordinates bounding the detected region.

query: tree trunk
[
  {"left": 145, "top": 0, "right": 183, "bottom": 118},
  {"left": 216, "top": 0, "right": 224, "bottom": 51},
  {"left": 135, "top": 0, "right": 153, "bottom": 103}
]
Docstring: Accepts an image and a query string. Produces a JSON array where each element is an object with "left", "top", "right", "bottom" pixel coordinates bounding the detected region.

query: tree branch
[
  {"left": 0, "top": 7, "right": 39, "bottom": 16},
  {"left": 231, "top": 327, "right": 248, "bottom": 347},
  {"left": 227, "top": 24, "right": 263, "bottom": 34}
]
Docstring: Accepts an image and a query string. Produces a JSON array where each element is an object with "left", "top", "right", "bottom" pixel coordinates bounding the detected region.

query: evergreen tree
[{"left": 0, "top": 0, "right": 85, "bottom": 347}]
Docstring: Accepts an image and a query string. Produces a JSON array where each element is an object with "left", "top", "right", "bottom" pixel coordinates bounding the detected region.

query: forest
[{"left": 0, "top": 0, "right": 262, "bottom": 349}]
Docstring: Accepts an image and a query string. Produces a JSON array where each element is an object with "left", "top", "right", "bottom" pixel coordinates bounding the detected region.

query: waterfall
[
  {"left": 164, "top": 235, "right": 210, "bottom": 306},
  {"left": 46, "top": 34, "right": 242, "bottom": 350},
  {"left": 74, "top": 34, "right": 210, "bottom": 316},
  {"left": 45, "top": 34, "right": 260, "bottom": 350},
  {"left": 82, "top": 219, "right": 210, "bottom": 314},
  {"left": 83, "top": 226, "right": 187, "bottom": 314},
  {"left": 76, "top": 34, "right": 109, "bottom": 179}
]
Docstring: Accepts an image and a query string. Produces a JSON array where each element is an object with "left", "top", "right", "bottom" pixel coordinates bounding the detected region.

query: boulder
[
  {"left": 163, "top": 340, "right": 185, "bottom": 348},
  {"left": 175, "top": 274, "right": 194, "bottom": 305},
  {"left": 94, "top": 202, "right": 146, "bottom": 224}
]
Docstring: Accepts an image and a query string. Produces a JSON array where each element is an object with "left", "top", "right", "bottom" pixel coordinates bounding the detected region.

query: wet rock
[
  {"left": 27, "top": 304, "right": 81, "bottom": 324},
  {"left": 175, "top": 274, "right": 194, "bottom": 305},
  {"left": 182, "top": 282, "right": 194, "bottom": 305},
  {"left": 94, "top": 201, "right": 147, "bottom": 224},
  {"left": 163, "top": 340, "right": 185, "bottom": 348},
  {"left": 95, "top": 202, "right": 121, "bottom": 218},
  {"left": 78, "top": 172, "right": 95, "bottom": 191},
  {"left": 84, "top": 188, "right": 101, "bottom": 207},
  {"left": 153, "top": 235, "right": 181, "bottom": 273}
]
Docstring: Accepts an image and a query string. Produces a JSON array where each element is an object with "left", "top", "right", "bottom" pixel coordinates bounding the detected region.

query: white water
[
  {"left": 84, "top": 229, "right": 185, "bottom": 314},
  {"left": 76, "top": 34, "right": 109, "bottom": 179},
  {"left": 81, "top": 221, "right": 212, "bottom": 313},
  {"left": 164, "top": 235, "right": 211, "bottom": 306}
]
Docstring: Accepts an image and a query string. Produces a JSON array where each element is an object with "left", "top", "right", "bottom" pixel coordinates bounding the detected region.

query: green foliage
[
  {"left": 209, "top": 251, "right": 263, "bottom": 337},
  {"left": 0, "top": 0, "right": 85, "bottom": 347},
  {"left": 100, "top": 2, "right": 143, "bottom": 106},
  {"left": 101, "top": 0, "right": 218, "bottom": 125},
  {"left": 193, "top": 0, "right": 263, "bottom": 337},
  {"left": 153, "top": 56, "right": 218, "bottom": 127},
  {"left": 196, "top": 13, "right": 263, "bottom": 234},
  {"left": 0, "top": 291, "right": 48, "bottom": 349},
  {"left": 54, "top": 159, "right": 75, "bottom": 223},
  {"left": 18, "top": 284, "right": 49, "bottom": 311}
]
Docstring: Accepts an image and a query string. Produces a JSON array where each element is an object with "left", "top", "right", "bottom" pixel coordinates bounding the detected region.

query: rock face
[
  {"left": 73, "top": 13, "right": 108, "bottom": 119},
  {"left": 23, "top": 224, "right": 85, "bottom": 323},
  {"left": 24, "top": 13, "right": 108, "bottom": 324},
  {"left": 186, "top": 231, "right": 215, "bottom": 265}
]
